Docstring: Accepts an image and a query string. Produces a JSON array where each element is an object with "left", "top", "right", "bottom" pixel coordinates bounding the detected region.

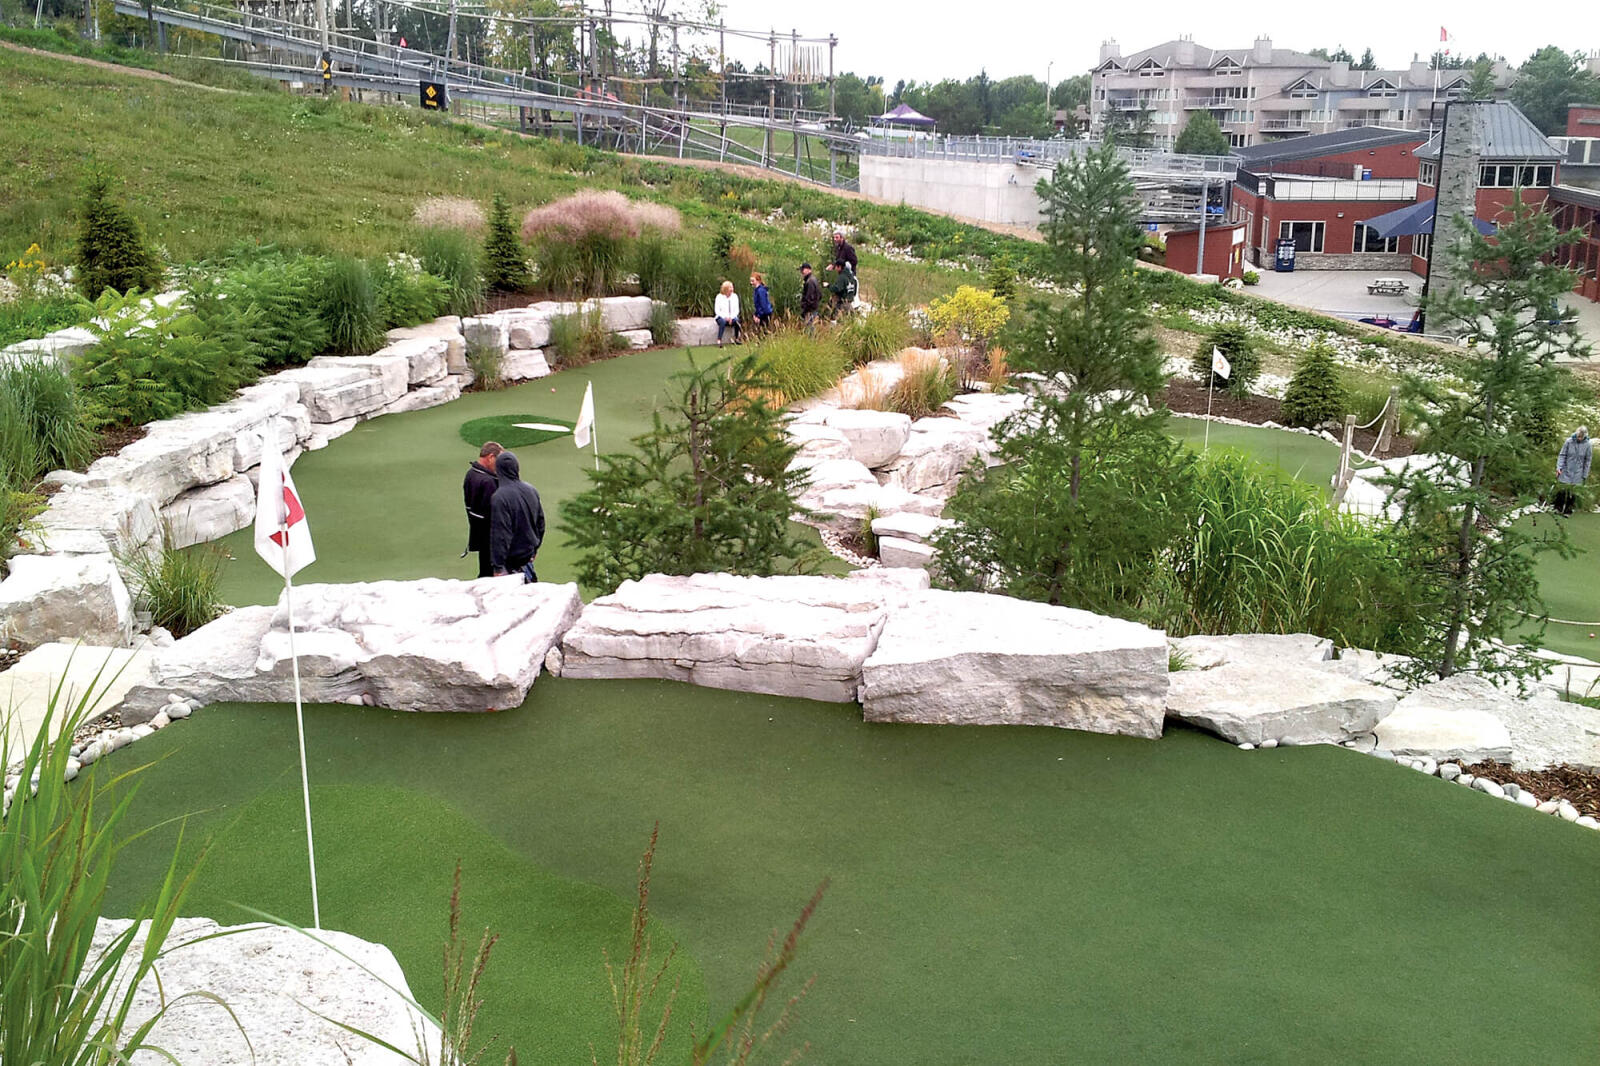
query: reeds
[
  {"left": 750, "top": 329, "right": 848, "bottom": 406},
  {"left": 117, "top": 532, "right": 225, "bottom": 637},
  {"left": 0, "top": 355, "right": 96, "bottom": 484},
  {"left": 412, "top": 196, "right": 487, "bottom": 234},
  {"left": 886, "top": 350, "right": 956, "bottom": 420}
]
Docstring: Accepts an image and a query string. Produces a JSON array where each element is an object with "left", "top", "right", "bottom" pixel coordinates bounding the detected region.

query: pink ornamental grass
[{"left": 520, "top": 190, "right": 682, "bottom": 243}]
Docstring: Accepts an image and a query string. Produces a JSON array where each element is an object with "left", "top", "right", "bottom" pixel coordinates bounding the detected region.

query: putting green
[
  {"left": 102, "top": 680, "right": 1600, "bottom": 1064},
  {"left": 458, "top": 413, "right": 577, "bottom": 450},
  {"left": 1518, "top": 509, "right": 1600, "bottom": 661},
  {"left": 1168, "top": 416, "right": 1355, "bottom": 491}
]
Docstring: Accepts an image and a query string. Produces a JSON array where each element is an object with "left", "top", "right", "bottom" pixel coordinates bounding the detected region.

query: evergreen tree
[
  {"left": 482, "top": 194, "right": 528, "bottom": 292},
  {"left": 1173, "top": 111, "right": 1230, "bottom": 156},
  {"left": 73, "top": 170, "right": 161, "bottom": 300},
  {"left": 1387, "top": 198, "right": 1591, "bottom": 684},
  {"left": 1510, "top": 45, "right": 1600, "bottom": 134},
  {"left": 1463, "top": 58, "right": 1500, "bottom": 100},
  {"left": 561, "top": 353, "right": 816, "bottom": 594},
  {"left": 1280, "top": 344, "right": 1347, "bottom": 428},
  {"left": 1356, "top": 48, "right": 1377, "bottom": 71},
  {"left": 1189, "top": 322, "right": 1259, "bottom": 395}
]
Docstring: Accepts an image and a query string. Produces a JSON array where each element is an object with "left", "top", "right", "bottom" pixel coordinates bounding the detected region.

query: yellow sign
[{"left": 419, "top": 80, "right": 447, "bottom": 110}]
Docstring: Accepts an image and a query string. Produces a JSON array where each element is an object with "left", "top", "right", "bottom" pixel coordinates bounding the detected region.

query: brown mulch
[
  {"left": 1460, "top": 761, "right": 1600, "bottom": 819},
  {"left": 1161, "top": 380, "right": 1416, "bottom": 459},
  {"left": 0, "top": 646, "right": 21, "bottom": 673},
  {"left": 87, "top": 422, "right": 148, "bottom": 466}
]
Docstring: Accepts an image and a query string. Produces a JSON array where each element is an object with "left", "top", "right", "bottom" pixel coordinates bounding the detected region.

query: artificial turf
[
  {"left": 458, "top": 413, "right": 577, "bottom": 450},
  {"left": 1168, "top": 416, "right": 1358, "bottom": 491},
  {"left": 1517, "top": 509, "right": 1600, "bottom": 661},
  {"left": 102, "top": 681, "right": 1600, "bottom": 1064}
]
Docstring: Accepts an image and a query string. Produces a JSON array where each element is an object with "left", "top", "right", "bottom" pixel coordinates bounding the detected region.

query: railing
[
  {"left": 1183, "top": 96, "right": 1242, "bottom": 109},
  {"left": 1260, "top": 118, "right": 1311, "bottom": 131},
  {"left": 1267, "top": 178, "right": 1418, "bottom": 201},
  {"left": 861, "top": 136, "right": 1238, "bottom": 177}
]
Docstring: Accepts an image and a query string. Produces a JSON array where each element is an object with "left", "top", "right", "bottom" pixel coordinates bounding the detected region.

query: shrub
[
  {"left": 72, "top": 170, "right": 162, "bottom": 299},
  {"left": 482, "top": 194, "right": 529, "bottom": 293},
  {"left": 838, "top": 310, "right": 910, "bottom": 366},
  {"left": 412, "top": 195, "right": 486, "bottom": 233},
  {"left": 320, "top": 256, "right": 384, "bottom": 354},
  {"left": 927, "top": 285, "right": 1009, "bottom": 350},
  {"left": 983, "top": 257, "right": 1018, "bottom": 302},
  {"left": 373, "top": 253, "right": 449, "bottom": 328},
  {"left": 727, "top": 242, "right": 759, "bottom": 278},
  {"left": 1241, "top": 269, "right": 1261, "bottom": 286},
  {"left": 710, "top": 226, "right": 735, "bottom": 265},
  {"left": 1344, "top": 370, "right": 1413, "bottom": 436},
  {"left": 465, "top": 338, "right": 505, "bottom": 390},
  {"left": 887, "top": 350, "right": 957, "bottom": 419},
  {"left": 648, "top": 299, "right": 677, "bottom": 347},
  {"left": 0, "top": 294, "right": 84, "bottom": 350},
  {"left": 0, "top": 356, "right": 96, "bottom": 483},
  {"left": 1280, "top": 344, "right": 1347, "bottom": 428},
  {"left": 418, "top": 228, "right": 487, "bottom": 317},
  {"left": 1190, "top": 321, "right": 1259, "bottom": 395},
  {"left": 212, "top": 254, "right": 327, "bottom": 367},
  {"left": 547, "top": 306, "right": 623, "bottom": 367},
  {"left": 118, "top": 535, "right": 225, "bottom": 637},
  {"left": 1, "top": 470, "right": 46, "bottom": 579},
  {"left": 751, "top": 329, "right": 848, "bottom": 405}
]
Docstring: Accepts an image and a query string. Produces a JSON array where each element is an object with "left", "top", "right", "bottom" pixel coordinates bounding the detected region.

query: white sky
[{"left": 702, "top": 0, "right": 1597, "bottom": 85}]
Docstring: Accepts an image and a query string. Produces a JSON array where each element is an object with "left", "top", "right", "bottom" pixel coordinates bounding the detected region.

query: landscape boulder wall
[
  {"left": 557, "top": 572, "right": 923, "bottom": 702},
  {"left": 1374, "top": 673, "right": 1596, "bottom": 771},
  {"left": 0, "top": 554, "right": 133, "bottom": 651},
  {"left": 119, "top": 578, "right": 582, "bottom": 720},
  {"left": 93, "top": 917, "right": 439, "bottom": 1065},
  {"left": 859, "top": 590, "right": 1169, "bottom": 736}
]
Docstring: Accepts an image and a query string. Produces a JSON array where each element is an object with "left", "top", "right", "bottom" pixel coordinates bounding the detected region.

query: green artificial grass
[
  {"left": 458, "top": 413, "right": 576, "bottom": 450},
  {"left": 102, "top": 681, "right": 1600, "bottom": 1065},
  {"left": 1517, "top": 508, "right": 1600, "bottom": 661},
  {"left": 1168, "top": 416, "right": 1360, "bottom": 492}
]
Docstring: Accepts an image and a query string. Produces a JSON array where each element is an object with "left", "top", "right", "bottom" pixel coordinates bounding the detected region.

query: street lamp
[{"left": 1045, "top": 61, "right": 1054, "bottom": 110}]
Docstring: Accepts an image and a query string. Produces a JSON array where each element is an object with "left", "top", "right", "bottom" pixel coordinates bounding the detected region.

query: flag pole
[
  {"left": 283, "top": 565, "right": 322, "bottom": 931},
  {"left": 1204, "top": 373, "right": 1214, "bottom": 451}
]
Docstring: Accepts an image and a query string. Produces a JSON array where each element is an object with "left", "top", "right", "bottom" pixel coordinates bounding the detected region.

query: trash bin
[{"left": 1274, "top": 238, "right": 1297, "bottom": 272}]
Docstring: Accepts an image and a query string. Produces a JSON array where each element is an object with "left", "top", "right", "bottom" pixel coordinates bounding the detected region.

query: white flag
[
  {"left": 253, "top": 424, "right": 315, "bottom": 579},
  {"left": 1211, "top": 346, "right": 1231, "bottom": 381},
  {"left": 573, "top": 381, "right": 595, "bottom": 449}
]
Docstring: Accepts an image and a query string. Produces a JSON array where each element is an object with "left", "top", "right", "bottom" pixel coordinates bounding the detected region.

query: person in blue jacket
[{"left": 749, "top": 271, "right": 774, "bottom": 332}]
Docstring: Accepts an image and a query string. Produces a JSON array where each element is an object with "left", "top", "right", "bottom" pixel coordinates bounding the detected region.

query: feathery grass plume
[
  {"left": 521, "top": 190, "right": 641, "bottom": 244},
  {"left": 839, "top": 364, "right": 892, "bottom": 411},
  {"left": 596, "top": 823, "right": 680, "bottom": 1066},
  {"left": 982, "top": 346, "right": 1010, "bottom": 392},
  {"left": 887, "top": 349, "right": 956, "bottom": 419},
  {"left": 413, "top": 196, "right": 487, "bottom": 234},
  {"left": 631, "top": 201, "right": 683, "bottom": 235}
]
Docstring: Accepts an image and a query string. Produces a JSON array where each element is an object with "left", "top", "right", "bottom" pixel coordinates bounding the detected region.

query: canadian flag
[{"left": 253, "top": 424, "right": 316, "bottom": 579}]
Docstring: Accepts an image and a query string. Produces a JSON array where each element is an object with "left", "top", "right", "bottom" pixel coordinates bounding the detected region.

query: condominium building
[{"left": 1090, "top": 36, "right": 1515, "bottom": 149}]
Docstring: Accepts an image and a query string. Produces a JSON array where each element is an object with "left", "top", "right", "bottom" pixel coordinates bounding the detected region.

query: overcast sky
[{"left": 700, "top": 1, "right": 1596, "bottom": 85}]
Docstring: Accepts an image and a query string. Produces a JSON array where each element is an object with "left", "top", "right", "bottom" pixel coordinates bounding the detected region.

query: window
[
  {"left": 1354, "top": 223, "right": 1399, "bottom": 253},
  {"left": 1478, "top": 162, "right": 1558, "bottom": 187},
  {"left": 1213, "top": 58, "right": 1242, "bottom": 76},
  {"left": 1367, "top": 82, "right": 1398, "bottom": 98},
  {"left": 1279, "top": 220, "right": 1325, "bottom": 253},
  {"left": 1289, "top": 84, "right": 1319, "bottom": 99},
  {"left": 1138, "top": 60, "right": 1165, "bottom": 77},
  {"left": 1229, "top": 132, "right": 1251, "bottom": 148},
  {"left": 1414, "top": 233, "right": 1431, "bottom": 260},
  {"left": 1537, "top": 165, "right": 1555, "bottom": 186},
  {"left": 1419, "top": 161, "right": 1436, "bottom": 185}
]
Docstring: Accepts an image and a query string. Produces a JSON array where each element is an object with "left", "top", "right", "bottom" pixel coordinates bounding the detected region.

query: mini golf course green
[
  {"left": 1518, "top": 509, "right": 1600, "bottom": 662},
  {"left": 1168, "top": 416, "right": 1356, "bottom": 491}
]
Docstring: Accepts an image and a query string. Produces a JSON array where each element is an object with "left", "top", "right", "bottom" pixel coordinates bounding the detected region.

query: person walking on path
[
  {"left": 827, "top": 259, "right": 857, "bottom": 319},
  {"left": 489, "top": 450, "right": 546, "bottom": 580},
  {"left": 831, "top": 230, "right": 858, "bottom": 276},
  {"left": 750, "top": 272, "right": 774, "bottom": 332},
  {"left": 462, "top": 441, "right": 501, "bottom": 578},
  {"left": 1555, "top": 425, "right": 1591, "bottom": 517},
  {"left": 714, "top": 280, "right": 742, "bottom": 346},
  {"left": 799, "top": 262, "right": 822, "bottom": 326}
]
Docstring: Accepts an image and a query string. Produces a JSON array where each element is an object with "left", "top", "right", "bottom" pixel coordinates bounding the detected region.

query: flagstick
[
  {"left": 283, "top": 567, "right": 322, "bottom": 931},
  {"left": 591, "top": 418, "right": 600, "bottom": 471},
  {"left": 1204, "top": 374, "right": 1214, "bottom": 452}
]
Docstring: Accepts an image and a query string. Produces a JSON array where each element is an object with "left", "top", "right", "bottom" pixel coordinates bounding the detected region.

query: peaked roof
[
  {"left": 1108, "top": 39, "right": 1325, "bottom": 70},
  {"left": 1416, "top": 101, "right": 1561, "bottom": 160},
  {"left": 1234, "top": 126, "right": 1427, "bottom": 168},
  {"left": 874, "top": 103, "right": 936, "bottom": 127}
]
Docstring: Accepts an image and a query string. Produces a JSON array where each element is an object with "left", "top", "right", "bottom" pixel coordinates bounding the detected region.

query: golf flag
[
  {"left": 1211, "top": 346, "right": 1231, "bottom": 381},
  {"left": 574, "top": 382, "right": 595, "bottom": 449},
  {"left": 253, "top": 429, "right": 315, "bottom": 579}
]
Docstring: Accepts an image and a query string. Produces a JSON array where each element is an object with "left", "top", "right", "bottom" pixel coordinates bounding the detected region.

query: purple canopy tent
[{"left": 872, "top": 103, "right": 936, "bottom": 129}]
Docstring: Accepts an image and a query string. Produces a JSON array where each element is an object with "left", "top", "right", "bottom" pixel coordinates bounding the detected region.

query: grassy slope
[{"left": 103, "top": 685, "right": 1600, "bottom": 1065}]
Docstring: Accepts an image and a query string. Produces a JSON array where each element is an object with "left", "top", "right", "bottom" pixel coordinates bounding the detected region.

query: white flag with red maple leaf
[{"left": 253, "top": 425, "right": 316, "bottom": 579}]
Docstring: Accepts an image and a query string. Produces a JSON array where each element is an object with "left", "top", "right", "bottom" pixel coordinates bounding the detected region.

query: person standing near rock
[
  {"left": 489, "top": 450, "right": 546, "bottom": 581},
  {"left": 831, "top": 229, "right": 858, "bottom": 277},
  {"left": 799, "top": 262, "right": 821, "bottom": 326},
  {"left": 1555, "top": 425, "right": 1591, "bottom": 517},
  {"left": 750, "top": 271, "right": 774, "bottom": 332},
  {"left": 462, "top": 441, "right": 501, "bottom": 578}
]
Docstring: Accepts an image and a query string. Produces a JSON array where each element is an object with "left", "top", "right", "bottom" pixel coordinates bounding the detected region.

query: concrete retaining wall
[{"left": 859, "top": 156, "right": 1044, "bottom": 228}]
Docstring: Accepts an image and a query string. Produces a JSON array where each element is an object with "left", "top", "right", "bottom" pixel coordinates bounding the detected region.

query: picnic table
[{"left": 1367, "top": 277, "right": 1409, "bottom": 296}]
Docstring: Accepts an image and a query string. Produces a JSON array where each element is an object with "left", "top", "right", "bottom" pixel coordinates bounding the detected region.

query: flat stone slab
[
  {"left": 822, "top": 408, "right": 913, "bottom": 469},
  {"left": 161, "top": 473, "right": 255, "bottom": 549},
  {"left": 0, "top": 553, "right": 133, "bottom": 651},
  {"left": 870, "top": 511, "right": 952, "bottom": 545},
  {"left": 860, "top": 590, "right": 1169, "bottom": 737},
  {"left": 1, "top": 642, "right": 153, "bottom": 750},
  {"left": 1171, "top": 633, "right": 1333, "bottom": 671},
  {"left": 1382, "top": 673, "right": 1600, "bottom": 771},
  {"left": 93, "top": 917, "right": 438, "bottom": 1066},
  {"left": 877, "top": 536, "right": 935, "bottom": 569},
  {"left": 1374, "top": 704, "right": 1514, "bottom": 764},
  {"left": 120, "top": 578, "right": 581, "bottom": 719},
  {"left": 559, "top": 573, "right": 900, "bottom": 702},
  {"left": 1165, "top": 660, "right": 1396, "bottom": 745}
]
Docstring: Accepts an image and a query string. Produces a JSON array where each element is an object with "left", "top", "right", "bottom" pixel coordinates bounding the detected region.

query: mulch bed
[
  {"left": 88, "top": 422, "right": 148, "bottom": 466},
  {"left": 1161, "top": 380, "right": 1416, "bottom": 459},
  {"left": 1460, "top": 760, "right": 1600, "bottom": 819}
]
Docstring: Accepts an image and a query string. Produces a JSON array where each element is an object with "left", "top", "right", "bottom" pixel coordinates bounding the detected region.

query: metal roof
[
  {"left": 1416, "top": 101, "right": 1562, "bottom": 160},
  {"left": 1551, "top": 184, "right": 1600, "bottom": 210},
  {"left": 1234, "top": 126, "right": 1425, "bottom": 168}
]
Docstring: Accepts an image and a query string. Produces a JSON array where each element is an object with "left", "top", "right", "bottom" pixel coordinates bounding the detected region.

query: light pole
[{"left": 1045, "top": 61, "right": 1054, "bottom": 135}]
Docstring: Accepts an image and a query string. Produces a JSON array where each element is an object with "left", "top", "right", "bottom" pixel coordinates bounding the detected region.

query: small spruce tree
[
  {"left": 1173, "top": 111, "right": 1231, "bottom": 156},
  {"left": 73, "top": 170, "right": 161, "bottom": 299},
  {"left": 1280, "top": 344, "right": 1348, "bottom": 428},
  {"left": 1189, "top": 322, "right": 1259, "bottom": 395},
  {"left": 482, "top": 194, "right": 529, "bottom": 292}
]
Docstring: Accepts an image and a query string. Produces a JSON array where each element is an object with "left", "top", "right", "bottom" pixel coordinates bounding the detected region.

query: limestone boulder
[
  {"left": 232, "top": 404, "right": 311, "bottom": 472},
  {"left": 387, "top": 316, "right": 465, "bottom": 372},
  {"left": 502, "top": 349, "right": 551, "bottom": 381},
  {"left": 861, "top": 590, "right": 1169, "bottom": 737},
  {"left": 374, "top": 335, "right": 450, "bottom": 385},
  {"left": 1374, "top": 704, "right": 1514, "bottom": 764},
  {"left": 877, "top": 536, "right": 935, "bottom": 569},
  {"left": 618, "top": 328, "right": 654, "bottom": 350},
  {"left": 305, "top": 418, "right": 359, "bottom": 451},
  {"left": 372, "top": 377, "right": 464, "bottom": 418},
  {"left": 160, "top": 474, "right": 255, "bottom": 549},
  {"left": 1170, "top": 633, "right": 1333, "bottom": 671},
  {"left": 82, "top": 415, "right": 239, "bottom": 508},
  {"left": 592, "top": 295, "right": 655, "bottom": 333},
  {"left": 674, "top": 317, "right": 721, "bottom": 348},
  {"left": 32, "top": 487, "right": 160, "bottom": 556},
  {"left": 1, "top": 642, "right": 153, "bottom": 750},
  {"left": 0, "top": 553, "right": 133, "bottom": 651},
  {"left": 118, "top": 606, "right": 277, "bottom": 720},
  {"left": 870, "top": 511, "right": 952, "bottom": 545},
  {"left": 92, "top": 917, "right": 439, "bottom": 1066},
  {"left": 823, "top": 409, "right": 913, "bottom": 469},
  {"left": 1381, "top": 673, "right": 1600, "bottom": 771},
  {"left": 1165, "top": 661, "right": 1396, "bottom": 745},
  {"left": 787, "top": 422, "right": 854, "bottom": 462},
  {"left": 943, "top": 392, "right": 1030, "bottom": 435},
  {"left": 288, "top": 355, "right": 409, "bottom": 422},
  {"left": 461, "top": 315, "right": 509, "bottom": 356},
  {"left": 505, "top": 306, "right": 556, "bottom": 350},
  {"left": 878, "top": 417, "right": 990, "bottom": 496},
  {"left": 1, "top": 325, "right": 99, "bottom": 364},
  {"left": 559, "top": 573, "right": 899, "bottom": 702}
]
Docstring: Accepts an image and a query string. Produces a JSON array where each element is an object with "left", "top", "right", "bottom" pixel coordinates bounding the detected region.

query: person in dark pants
[
  {"left": 799, "top": 262, "right": 821, "bottom": 326},
  {"left": 489, "top": 451, "right": 546, "bottom": 580},
  {"left": 831, "top": 230, "right": 858, "bottom": 276},
  {"left": 462, "top": 441, "right": 502, "bottom": 578},
  {"left": 827, "top": 259, "right": 857, "bottom": 318},
  {"left": 1555, "top": 425, "right": 1591, "bottom": 517},
  {"left": 750, "top": 271, "right": 774, "bottom": 332}
]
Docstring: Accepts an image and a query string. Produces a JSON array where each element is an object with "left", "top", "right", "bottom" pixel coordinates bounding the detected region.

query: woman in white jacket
[{"left": 714, "top": 280, "right": 742, "bottom": 346}]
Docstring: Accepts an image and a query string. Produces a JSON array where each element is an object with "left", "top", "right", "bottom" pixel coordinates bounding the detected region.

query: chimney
[
  {"left": 1587, "top": 50, "right": 1600, "bottom": 76},
  {"left": 1330, "top": 61, "right": 1350, "bottom": 86},
  {"left": 1409, "top": 60, "right": 1430, "bottom": 82},
  {"left": 1099, "top": 39, "right": 1122, "bottom": 64},
  {"left": 1175, "top": 36, "right": 1195, "bottom": 65},
  {"left": 1253, "top": 36, "right": 1273, "bottom": 64}
]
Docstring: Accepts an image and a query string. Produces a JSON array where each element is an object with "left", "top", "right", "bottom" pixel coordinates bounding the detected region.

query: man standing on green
[{"left": 1555, "top": 425, "right": 1591, "bottom": 517}]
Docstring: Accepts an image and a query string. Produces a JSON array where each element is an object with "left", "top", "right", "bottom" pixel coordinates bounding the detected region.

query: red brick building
[
  {"left": 1568, "top": 104, "right": 1600, "bottom": 137},
  {"left": 1164, "top": 222, "right": 1246, "bottom": 279},
  {"left": 1551, "top": 186, "right": 1600, "bottom": 302}
]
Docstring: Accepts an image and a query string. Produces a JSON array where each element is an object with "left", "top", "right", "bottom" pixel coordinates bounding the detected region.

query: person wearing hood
[
  {"left": 463, "top": 441, "right": 502, "bottom": 578},
  {"left": 1555, "top": 425, "right": 1592, "bottom": 517},
  {"left": 489, "top": 450, "right": 546, "bottom": 580}
]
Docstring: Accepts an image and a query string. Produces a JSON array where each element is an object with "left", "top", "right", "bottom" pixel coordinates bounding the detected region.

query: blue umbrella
[{"left": 1362, "top": 200, "right": 1497, "bottom": 239}]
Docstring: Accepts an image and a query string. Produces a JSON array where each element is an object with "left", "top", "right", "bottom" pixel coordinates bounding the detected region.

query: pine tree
[
  {"left": 73, "top": 170, "right": 162, "bottom": 299},
  {"left": 1387, "top": 198, "right": 1591, "bottom": 684},
  {"left": 1173, "top": 111, "right": 1230, "bottom": 156},
  {"left": 1189, "top": 322, "right": 1259, "bottom": 395},
  {"left": 482, "top": 194, "right": 528, "bottom": 292},
  {"left": 1280, "top": 344, "right": 1347, "bottom": 428}
]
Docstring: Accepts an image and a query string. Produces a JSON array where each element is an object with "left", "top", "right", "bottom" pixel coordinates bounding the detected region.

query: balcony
[
  {"left": 1261, "top": 118, "right": 1311, "bottom": 132},
  {"left": 1182, "top": 95, "right": 1239, "bottom": 109},
  {"left": 1106, "top": 97, "right": 1151, "bottom": 111}
]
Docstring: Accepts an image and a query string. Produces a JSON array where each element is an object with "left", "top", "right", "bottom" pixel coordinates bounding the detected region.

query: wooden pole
[
  {"left": 1373, "top": 384, "right": 1399, "bottom": 456},
  {"left": 1331, "top": 413, "right": 1358, "bottom": 507}
]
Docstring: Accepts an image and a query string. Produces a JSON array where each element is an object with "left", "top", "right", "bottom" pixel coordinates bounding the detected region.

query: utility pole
[{"left": 765, "top": 30, "right": 776, "bottom": 166}]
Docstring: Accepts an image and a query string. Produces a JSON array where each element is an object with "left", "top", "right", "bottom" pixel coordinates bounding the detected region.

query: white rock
[
  {"left": 31, "top": 486, "right": 161, "bottom": 556},
  {"left": 130, "top": 724, "right": 153, "bottom": 740},
  {"left": 284, "top": 355, "right": 409, "bottom": 422},
  {"left": 1260, "top": 738, "right": 1279, "bottom": 749},
  {"left": 1385, "top": 673, "right": 1597, "bottom": 771},
  {"left": 344, "top": 694, "right": 365, "bottom": 705},
  {"left": 878, "top": 417, "right": 990, "bottom": 496},
  {"left": 1170, "top": 633, "right": 1333, "bottom": 671},
  {"left": 861, "top": 590, "right": 1168, "bottom": 738},
  {"left": 80, "top": 410, "right": 240, "bottom": 507},
  {"left": 1537, "top": 800, "right": 1560, "bottom": 814},
  {"left": 1238, "top": 741, "right": 1256, "bottom": 750},
  {"left": 674, "top": 316, "right": 721, "bottom": 347},
  {"left": 460, "top": 314, "right": 509, "bottom": 356},
  {"left": 167, "top": 701, "right": 192, "bottom": 719},
  {"left": 560, "top": 573, "right": 900, "bottom": 702},
  {"left": 1457, "top": 773, "right": 1474, "bottom": 786},
  {"left": 1439, "top": 763, "right": 1462, "bottom": 781},
  {"left": 1503, "top": 782, "right": 1521, "bottom": 799},
  {"left": 63, "top": 759, "right": 79, "bottom": 782},
  {"left": 544, "top": 645, "right": 564, "bottom": 676},
  {"left": 371, "top": 376, "right": 463, "bottom": 417},
  {"left": 1473, "top": 777, "right": 1506, "bottom": 798},
  {"left": 373, "top": 335, "right": 450, "bottom": 385},
  {"left": 149, "top": 711, "right": 171, "bottom": 730},
  {"left": 148, "top": 626, "right": 176, "bottom": 648},
  {"left": 0, "top": 554, "right": 134, "bottom": 650},
  {"left": 1166, "top": 660, "right": 1395, "bottom": 746},
  {"left": 501, "top": 349, "right": 551, "bottom": 381},
  {"left": 591, "top": 295, "right": 656, "bottom": 333},
  {"left": 305, "top": 417, "right": 359, "bottom": 450},
  {"left": 1558, "top": 803, "right": 1580, "bottom": 821},
  {"left": 876, "top": 536, "right": 935, "bottom": 570},
  {"left": 870, "top": 511, "right": 953, "bottom": 545},
  {"left": 1516, "top": 791, "right": 1539, "bottom": 808},
  {"left": 92, "top": 917, "right": 440, "bottom": 1065},
  {"left": 1578, "top": 815, "right": 1600, "bottom": 829},
  {"left": 387, "top": 316, "right": 465, "bottom": 372},
  {"left": 617, "top": 328, "right": 654, "bottom": 350},
  {"left": 505, "top": 308, "right": 554, "bottom": 349},
  {"left": 787, "top": 422, "right": 855, "bottom": 462},
  {"left": 822, "top": 409, "right": 913, "bottom": 469},
  {"left": 160, "top": 474, "right": 256, "bottom": 549}
]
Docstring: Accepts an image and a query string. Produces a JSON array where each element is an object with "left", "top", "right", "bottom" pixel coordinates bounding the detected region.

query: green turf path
[
  {"left": 1168, "top": 416, "right": 1355, "bottom": 491},
  {"left": 1517, "top": 509, "right": 1600, "bottom": 661},
  {"left": 102, "top": 681, "right": 1600, "bottom": 1064}
]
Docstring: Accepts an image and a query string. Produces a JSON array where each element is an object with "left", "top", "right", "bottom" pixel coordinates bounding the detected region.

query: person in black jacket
[
  {"left": 462, "top": 441, "right": 502, "bottom": 578},
  {"left": 799, "top": 262, "right": 822, "bottom": 325},
  {"left": 831, "top": 230, "right": 858, "bottom": 274},
  {"left": 489, "top": 451, "right": 546, "bottom": 580}
]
